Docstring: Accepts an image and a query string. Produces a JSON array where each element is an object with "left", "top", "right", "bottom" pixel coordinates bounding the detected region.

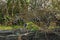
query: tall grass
[{"left": 0, "top": 0, "right": 28, "bottom": 26}]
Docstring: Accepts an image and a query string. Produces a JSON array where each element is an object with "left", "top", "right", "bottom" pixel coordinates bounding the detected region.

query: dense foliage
[{"left": 0, "top": 0, "right": 60, "bottom": 30}]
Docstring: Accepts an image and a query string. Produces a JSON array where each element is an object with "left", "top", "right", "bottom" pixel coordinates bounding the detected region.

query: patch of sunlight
[
  {"left": 13, "top": 26, "right": 24, "bottom": 29},
  {"left": 26, "top": 0, "right": 30, "bottom": 3},
  {"left": 0, "top": 26, "right": 13, "bottom": 30},
  {"left": 26, "top": 22, "right": 40, "bottom": 31},
  {"left": 48, "top": 26, "right": 56, "bottom": 30}
]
